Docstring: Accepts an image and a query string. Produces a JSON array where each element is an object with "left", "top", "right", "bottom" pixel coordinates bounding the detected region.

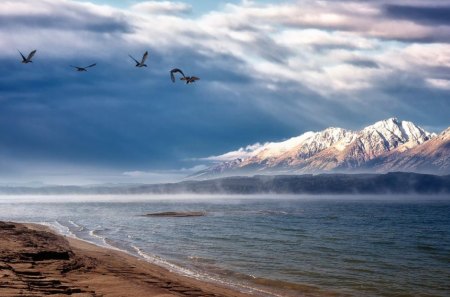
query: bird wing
[
  {"left": 129, "top": 55, "right": 139, "bottom": 64},
  {"left": 173, "top": 68, "right": 185, "bottom": 77},
  {"left": 141, "top": 51, "right": 148, "bottom": 64},
  {"left": 18, "top": 50, "right": 26, "bottom": 60},
  {"left": 170, "top": 68, "right": 185, "bottom": 82},
  {"left": 70, "top": 65, "right": 83, "bottom": 70},
  {"left": 85, "top": 63, "right": 96, "bottom": 68},
  {"left": 27, "top": 50, "right": 36, "bottom": 60}
]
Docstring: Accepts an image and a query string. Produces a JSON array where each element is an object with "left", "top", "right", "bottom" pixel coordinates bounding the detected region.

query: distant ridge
[
  {"left": 369, "top": 127, "right": 450, "bottom": 173},
  {"left": 193, "top": 118, "right": 449, "bottom": 178},
  {"left": 0, "top": 172, "right": 449, "bottom": 195}
]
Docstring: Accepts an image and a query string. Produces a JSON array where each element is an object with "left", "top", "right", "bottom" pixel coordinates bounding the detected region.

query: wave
[
  {"left": 36, "top": 220, "right": 77, "bottom": 238},
  {"left": 131, "top": 244, "right": 199, "bottom": 277},
  {"left": 130, "top": 244, "right": 285, "bottom": 297},
  {"left": 37, "top": 220, "right": 126, "bottom": 255},
  {"left": 68, "top": 220, "right": 81, "bottom": 228}
]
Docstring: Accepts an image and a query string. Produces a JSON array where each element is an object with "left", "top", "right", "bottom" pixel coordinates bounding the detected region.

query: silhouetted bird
[
  {"left": 18, "top": 50, "right": 36, "bottom": 64},
  {"left": 70, "top": 63, "right": 96, "bottom": 72},
  {"left": 181, "top": 76, "right": 200, "bottom": 84},
  {"left": 129, "top": 51, "right": 148, "bottom": 67},
  {"left": 170, "top": 68, "right": 186, "bottom": 82}
]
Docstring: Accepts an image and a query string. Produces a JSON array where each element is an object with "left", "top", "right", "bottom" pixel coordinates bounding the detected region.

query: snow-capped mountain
[
  {"left": 369, "top": 126, "right": 450, "bottom": 173},
  {"left": 193, "top": 118, "right": 447, "bottom": 178}
]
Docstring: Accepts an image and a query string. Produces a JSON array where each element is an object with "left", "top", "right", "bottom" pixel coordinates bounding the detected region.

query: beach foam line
[
  {"left": 130, "top": 244, "right": 285, "bottom": 297},
  {"left": 33, "top": 220, "right": 126, "bottom": 254},
  {"left": 32, "top": 220, "right": 284, "bottom": 297},
  {"left": 38, "top": 220, "right": 77, "bottom": 238},
  {"left": 88, "top": 228, "right": 112, "bottom": 248},
  {"left": 43, "top": 221, "right": 213, "bottom": 286},
  {"left": 130, "top": 244, "right": 200, "bottom": 277},
  {"left": 68, "top": 219, "right": 81, "bottom": 228}
]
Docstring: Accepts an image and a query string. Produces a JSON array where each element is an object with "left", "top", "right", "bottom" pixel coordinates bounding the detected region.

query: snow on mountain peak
[
  {"left": 363, "top": 118, "right": 431, "bottom": 141},
  {"left": 194, "top": 118, "right": 441, "bottom": 178},
  {"left": 206, "top": 118, "right": 435, "bottom": 165},
  {"left": 358, "top": 118, "right": 434, "bottom": 155},
  {"left": 202, "top": 131, "right": 317, "bottom": 162}
]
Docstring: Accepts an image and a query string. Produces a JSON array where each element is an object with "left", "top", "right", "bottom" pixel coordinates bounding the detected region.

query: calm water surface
[{"left": 0, "top": 195, "right": 449, "bottom": 297}]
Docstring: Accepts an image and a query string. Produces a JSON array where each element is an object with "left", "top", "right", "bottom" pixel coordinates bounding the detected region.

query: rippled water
[{"left": 1, "top": 195, "right": 449, "bottom": 296}]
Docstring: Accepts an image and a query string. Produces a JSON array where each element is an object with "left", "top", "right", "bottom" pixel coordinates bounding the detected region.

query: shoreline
[
  {"left": 35, "top": 221, "right": 332, "bottom": 297},
  {"left": 42, "top": 221, "right": 277, "bottom": 297},
  {"left": 0, "top": 221, "right": 261, "bottom": 297},
  {"left": 1, "top": 198, "right": 448, "bottom": 297}
]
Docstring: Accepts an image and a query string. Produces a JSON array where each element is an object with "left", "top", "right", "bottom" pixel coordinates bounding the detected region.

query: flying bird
[
  {"left": 70, "top": 63, "right": 97, "bottom": 72},
  {"left": 180, "top": 76, "right": 200, "bottom": 84},
  {"left": 129, "top": 51, "right": 148, "bottom": 67},
  {"left": 18, "top": 49, "right": 36, "bottom": 64},
  {"left": 170, "top": 68, "right": 200, "bottom": 84},
  {"left": 170, "top": 68, "right": 186, "bottom": 82}
]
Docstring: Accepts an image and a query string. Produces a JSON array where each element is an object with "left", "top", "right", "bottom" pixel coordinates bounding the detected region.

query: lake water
[{"left": 1, "top": 195, "right": 449, "bottom": 296}]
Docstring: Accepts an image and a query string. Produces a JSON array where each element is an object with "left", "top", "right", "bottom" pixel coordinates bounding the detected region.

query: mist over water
[{"left": 1, "top": 195, "right": 449, "bottom": 297}]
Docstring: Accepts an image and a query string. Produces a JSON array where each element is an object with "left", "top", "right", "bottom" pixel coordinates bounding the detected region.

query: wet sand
[{"left": 0, "top": 221, "right": 256, "bottom": 297}]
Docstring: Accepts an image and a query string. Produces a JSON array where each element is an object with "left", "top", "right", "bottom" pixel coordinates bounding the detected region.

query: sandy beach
[{"left": 0, "top": 221, "right": 255, "bottom": 297}]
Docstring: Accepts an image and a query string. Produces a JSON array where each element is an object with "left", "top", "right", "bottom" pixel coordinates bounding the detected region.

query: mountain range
[{"left": 193, "top": 118, "right": 450, "bottom": 178}]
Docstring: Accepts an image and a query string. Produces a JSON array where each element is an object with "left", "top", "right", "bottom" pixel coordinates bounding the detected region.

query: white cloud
[
  {"left": 122, "top": 165, "right": 209, "bottom": 182},
  {"left": 123, "top": 165, "right": 208, "bottom": 176},
  {"left": 130, "top": 1, "right": 191, "bottom": 15},
  {"left": 1, "top": 0, "right": 449, "bottom": 181},
  {"left": 1, "top": 0, "right": 449, "bottom": 118},
  {"left": 276, "top": 29, "right": 377, "bottom": 50},
  {"left": 401, "top": 43, "right": 450, "bottom": 68},
  {"left": 426, "top": 78, "right": 450, "bottom": 90},
  {"left": 201, "top": 143, "right": 264, "bottom": 162},
  {"left": 0, "top": 0, "right": 131, "bottom": 58}
]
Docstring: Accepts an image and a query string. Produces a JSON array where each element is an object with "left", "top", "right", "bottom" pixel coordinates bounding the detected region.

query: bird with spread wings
[
  {"left": 18, "top": 50, "right": 36, "bottom": 64},
  {"left": 170, "top": 68, "right": 200, "bottom": 84},
  {"left": 70, "top": 63, "right": 97, "bottom": 72},
  {"left": 129, "top": 51, "right": 148, "bottom": 67}
]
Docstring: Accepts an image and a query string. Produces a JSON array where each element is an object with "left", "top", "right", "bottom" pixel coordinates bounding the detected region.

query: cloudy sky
[{"left": 0, "top": 0, "right": 449, "bottom": 184}]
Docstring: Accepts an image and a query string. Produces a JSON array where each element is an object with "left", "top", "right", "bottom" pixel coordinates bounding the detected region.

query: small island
[{"left": 142, "top": 212, "right": 206, "bottom": 217}]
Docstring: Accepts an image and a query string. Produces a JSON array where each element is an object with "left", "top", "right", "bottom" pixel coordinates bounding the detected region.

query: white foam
[
  {"left": 31, "top": 221, "right": 282, "bottom": 297},
  {"left": 35, "top": 220, "right": 124, "bottom": 254},
  {"left": 38, "top": 220, "right": 77, "bottom": 238},
  {"left": 130, "top": 244, "right": 282, "bottom": 297},
  {"left": 131, "top": 244, "right": 201, "bottom": 277},
  {"left": 87, "top": 228, "right": 124, "bottom": 252},
  {"left": 68, "top": 220, "right": 81, "bottom": 228}
]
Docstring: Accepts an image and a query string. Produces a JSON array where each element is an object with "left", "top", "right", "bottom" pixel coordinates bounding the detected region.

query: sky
[{"left": 0, "top": 0, "right": 449, "bottom": 184}]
